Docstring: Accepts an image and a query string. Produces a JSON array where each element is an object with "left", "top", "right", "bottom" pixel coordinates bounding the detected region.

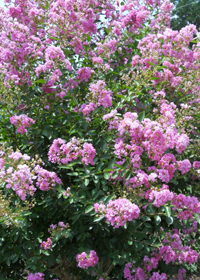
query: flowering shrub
[{"left": 0, "top": 0, "right": 200, "bottom": 279}]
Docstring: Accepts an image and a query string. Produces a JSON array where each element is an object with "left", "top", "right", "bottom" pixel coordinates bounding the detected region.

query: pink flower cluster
[
  {"left": 41, "top": 238, "right": 52, "bottom": 250},
  {"left": 177, "top": 159, "right": 191, "bottom": 175},
  {"left": 49, "top": 221, "right": 69, "bottom": 231},
  {"left": 89, "top": 80, "right": 113, "bottom": 108},
  {"left": 157, "top": 233, "right": 199, "bottom": 265},
  {"left": 48, "top": 138, "right": 96, "bottom": 165},
  {"left": 28, "top": 273, "right": 59, "bottom": 280},
  {"left": 77, "top": 80, "right": 113, "bottom": 119},
  {"left": 27, "top": 273, "right": 45, "bottom": 280},
  {"left": 95, "top": 198, "right": 140, "bottom": 228},
  {"left": 76, "top": 250, "right": 99, "bottom": 269},
  {"left": 10, "top": 114, "right": 35, "bottom": 134},
  {"left": 172, "top": 194, "right": 200, "bottom": 220},
  {"left": 63, "top": 187, "right": 71, "bottom": 197},
  {"left": 124, "top": 261, "right": 168, "bottom": 280},
  {"left": 104, "top": 105, "right": 192, "bottom": 189},
  {"left": 148, "top": 185, "right": 174, "bottom": 207},
  {"left": 77, "top": 67, "right": 93, "bottom": 82},
  {"left": 193, "top": 161, "right": 200, "bottom": 169},
  {"left": 80, "top": 102, "right": 97, "bottom": 117},
  {"left": 124, "top": 231, "right": 198, "bottom": 279},
  {"left": 4, "top": 163, "right": 36, "bottom": 201},
  {"left": 34, "top": 165, "right": 62, "bottom": 191},
  {"left": 0, "top": 151, "right": 62, "bottom": 200}
]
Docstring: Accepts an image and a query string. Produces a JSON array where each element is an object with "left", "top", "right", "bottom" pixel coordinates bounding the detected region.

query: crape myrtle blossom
[
  {"left": 172, "top": 194, "right": 200, "bottom": 220},
  {"left": 0, "top": 151, "right": 62, "bottom": 200},
  {"left": 48, "top": 137, "right": 96, "bottom": 165},
  {"left": 77, "top": 80, "right": 113, "bottom": 118},
  {"left": 103, "top": 102, "right": 190, "bottom": 164},
  {"left": 89, "top": 80, "right": 113, "bottom": 108},
  {"left": 103, "top": 102, "right": 192, "bottom": 189},
  {"left": 34, "top": 165, "right": 62, "bottom": 191},
  {"left": 27, "top": 273, "right": 45, "bottom": 280},
  {"left": 177, "top": 159, "right": 191, "bottom": 175},
  {"left": 0, "top": 0, "right": 115, "bottom": 86},
  {"left": 10, "top": 114, "right": 35, "bottom": 134},
  {"left": 40, "top": 237, "right": 52, "bottom": 250},
  {"left": 193, "top": 161, "right": 200, "bottom": 169},
  {"left": 148, "top": 185, "right": 174, "bottom": 207},
  {"left": 124, "top": 233, "right": 198, "bottom": 279},
  {"left": 76, "top": 250, "right": 99, "bottom": 269},
  {"left": 95, "top": 198, "right": 140, "bottom": 228},
  {"left": 28, "top": 273, "right": 59, "bottom": 280},
  {"left": 157, "top": 232, "right": 199, "bottom": 265},
  {"left": 147, "top": 187, "right": 200, "bottom": 221}
]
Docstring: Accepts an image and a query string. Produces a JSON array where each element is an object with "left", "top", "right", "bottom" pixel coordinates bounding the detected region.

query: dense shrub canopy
[{"left": 0, "top": 0, "right": 200, "bottom": 279}]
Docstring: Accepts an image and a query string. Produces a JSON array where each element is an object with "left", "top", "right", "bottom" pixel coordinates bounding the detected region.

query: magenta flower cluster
[
  {"left": 158, "top": 232, "right": 199, "bottom": 265},
  {"left": 103, "top": 104, "right": 193, "bottom": 190},
  {"left": 28, "top": 272, "right": 59, "bottom": 280},
  {"left": 41, "top": 237, "right": 52, "bottom": 250},
  {"left": 76, "top": 250, "right": 99, "bottom": 269},
  {"left": 172, "top": 194, "right": 200, "bottom": 220},
  {"left": 27, "top": 273, "right": 45, "bottom": 280},
  {"left": 10, "top": 114, "right": 35, "bottom": 134},
  {"left": 48, "top": 137, "right": 96, "bottom": 165},
  {"left": 95, "top": 198, "right": 140, "bottom": 228},
  {"left": 34, "top": 165, "right": 62, "bottom": 191},
  {"left": 148, "top": 185, "right": 174, "bottom": 207},
  {"left": 49, "top": 221, "right": 69, "bottom": 231},
  {"left": 124, "top": 231, "right": 198, "bottom": 280},
  {"left": 0, "top": 151, "right": 62, "bottom": 200}
]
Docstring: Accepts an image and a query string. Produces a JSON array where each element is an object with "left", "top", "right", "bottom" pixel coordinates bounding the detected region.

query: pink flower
[
  {"left": 95, "top": 198, "right": 140, "bottom": 228},
  {"left": 34, "top": 165, "right": 62, "bottom": 191},
  {"left": 148, "top": 186, "right": 174, "bottom": 207},
  {"left": 150, "top": 272, "right": 168, "bottom": 280},
  {"left": 10, "top": 114, "right": 35, "bottom": 134},
  {"left": 77, "top": 67, "right": 93, "bottom": 82},
  {"left": 177, "top": 159, "right": 191, "bottom": 174},
  {"left": 92, "top": 56, "right": 103, "bottom": 64},
  {"left": 193, "top": 161, "right": 200, "bottom": 169},
  {"left": 76, "top": 250, "right": 99, "bottom": 269},
  {"left": 41, "top": 238, "right": 52, "bottom": 250},
  {"left": 27, "top": 273, "right": 45, "bottom": 280}
]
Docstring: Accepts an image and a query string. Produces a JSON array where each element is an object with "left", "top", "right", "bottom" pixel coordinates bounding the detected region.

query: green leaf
[
  {"left": 194, "top": 213, "right": 200, "bottom": 224},
  {"left": 49, "top": 36, "right": 61, "bottom": 41},
  {"left": 108, "top": 158, "right": 116, "bottom": 169},
  {"left": 116, "top": 94, "right": 125, "bottom": 99},
  {"left": 93, "top": 216, "right": 104, "bottom": 222},
  {"left": 104, "top": 172, "right": 111, "bottom": 180},
  {"left": 104, "top": 168, "right": 114, "bottom": 172},
  {"left": 35, "top": 79, "right": 46, "bottom": 84},
  {"left": 146, "top": 204, "right": 155, "bottom": 214},
  {"left": 164, "top": 205, "right": 171, "bottom": 217},
  {"left": 85, "top": 205, "right": 94, "bottom": 214},
  {"left": 154, "top": 215, "right": 161, "bottom": 225},
  {"left": 144, "top": 222, "right": 152, "bottom": 228},
  {"left": 166, "top": 216, "right": 173, "bottom": 225},
  {"left": 84, "top": 179, "right": 90, "bottom": 186},
  {"left": 141, "top": 216, "right": 151, "bottom": 222},
  {"left": 151, "top": 77, "right": 160, "bottom": 80},
  {"left": 138, "top": 111, "right": 145, "bottom": 122}
]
